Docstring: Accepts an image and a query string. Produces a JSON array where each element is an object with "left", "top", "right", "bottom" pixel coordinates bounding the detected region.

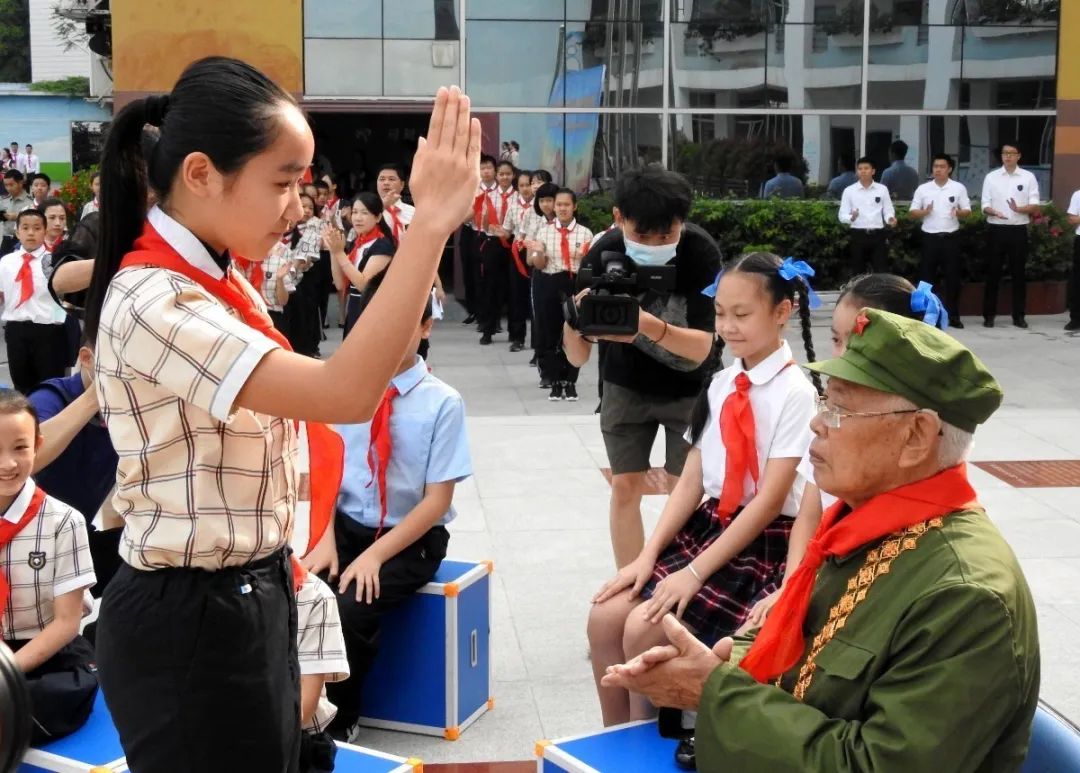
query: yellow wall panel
[
  {"left": 1059, "top": 1, "right": 1080, "bottom": 101},
  {"left": 111, "top": 0, "right": 302, "bottom": 94}
]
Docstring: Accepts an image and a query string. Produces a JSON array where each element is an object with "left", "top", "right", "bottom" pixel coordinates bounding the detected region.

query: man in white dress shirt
[
  {"left": 839, "top": 157, "right": 897, "bottom": 277},
  {"left": 909, "top": 153, "right": 972, "bottom": 327},
  {"left": 23, "top": 144, "right": 40, "bottom": 175},
  {"left": 1066, "top": 188, "right": 1080, "bottom": 332},
  {"left": 979, "top": 142, "right": 1041, "bottom": 328}
]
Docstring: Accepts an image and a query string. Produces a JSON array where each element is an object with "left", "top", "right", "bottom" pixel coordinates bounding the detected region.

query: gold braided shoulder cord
[{"left": 785, "top": 518, "right": 944, "bottom": 702}]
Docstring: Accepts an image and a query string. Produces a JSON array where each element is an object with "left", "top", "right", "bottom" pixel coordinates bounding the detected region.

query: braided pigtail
[
  {"left": 797, "top": 281, "right": 823, "bottom": 395},
  {"left": 687, "top": 337, "right": 725, "bottom": 446}
]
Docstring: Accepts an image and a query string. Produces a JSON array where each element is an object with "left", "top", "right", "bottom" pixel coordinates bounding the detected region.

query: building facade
[{"left": 109, "top": 0, "right": 1071, "bottom": 202}]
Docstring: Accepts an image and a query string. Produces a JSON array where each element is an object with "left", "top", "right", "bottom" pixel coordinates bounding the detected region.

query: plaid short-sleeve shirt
[
  {"left": 534, "top": 219, "right": 594, "bottom": 275},
  {"left": 95, "top": 206, "right": 299, "bottom": 571},
  {"left": 2, "top": 481, "right": 96, "bottom": 641},
  {"left": 296, "top": 572, "right": 349, "bottom": 732}
]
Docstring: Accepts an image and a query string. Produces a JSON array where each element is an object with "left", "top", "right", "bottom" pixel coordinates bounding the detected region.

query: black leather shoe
[
  {"left": 1066, "top": 321, "right": 1080, "bottom": 332},
  {"left": 529, "top": 354, "right": 538, "bottom": 366},
  {"left": 983, "top": 318, "right": 995, "bottom": 328},
  {"left": 1013, "top": 318, "right": 1029, "bottom": 329},
  {"left": 675, "top": 736, "right": 697, "bottom": 770},
  {"left": 479, "top": 334, "right": 493, "bottom": 345},
  {"left": 951, "top": 318, "right": 964, "bottom": 329},
  {"left": 462, "top": 314, "right": 477, "bottom": 325},
  {"left": 510, "top": 341, "right": 525, "bottom": 352}
]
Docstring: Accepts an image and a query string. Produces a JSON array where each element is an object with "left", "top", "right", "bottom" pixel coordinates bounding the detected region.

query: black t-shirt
[
  {"left": 355, "top": 236, "right": 396, "bottom": 273},
  {"left": 585, "top": 222, "right": 721, "bottom": 398}
]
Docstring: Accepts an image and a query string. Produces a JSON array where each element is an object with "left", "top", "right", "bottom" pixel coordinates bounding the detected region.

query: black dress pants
[
  {"left": 848, "top": 229, "right": 888, "bottom": 277},
  {"left": 4, "top": 321, "right": 68, "bottom": 394},
  {"left": 507, "top": 249, "right": 531, "bottom": 345},
  {"left": 96, "top": 551, "right": 301, "bottom": 773},
  {"left": 480, "top": 238, "right": 509, "bottom": 337},
  {"left": 533, "top": 270, "right": 580, "bottom": 384},
  {"left": 1069, "top": 238, "right": 1080, "bottom": 325},
  {"left": 918, "top": 232, "right": 962, "bottom": 320},
  {"left": 323, "top": 517, "right": 447, "bottom": 733},
  {"left": 983, "top": 223, "right": 1029, "bottom": 321}
]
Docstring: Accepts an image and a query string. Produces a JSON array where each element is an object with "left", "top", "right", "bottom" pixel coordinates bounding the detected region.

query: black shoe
[
  {"left": 1066, "top": 321, "right": 1080, "bottom": 332},
  {"left": 675, "top": 737, "right": 697, "bottom": 771},
  {"left": 479, "top": 334, "right": 493, "bottom": 345},
  {"left": 463, "top": 314, "right": 477, "bottom": 325},
  {"left": 563, "top": 382, "right": 579, "bottom": 401},
  {"left": 529, "top": 354, "right": 538, "bottom": 366},
  {"left": 539, "top": 378, "right": 552, "bottom": 389},
  {"left": 548, "top": 382, "right": 564, "bottom": 401},
  {"left": 510, "top": 341, "right": 525, "bottom": 353},
  {"left": 496, "top": 325, "right": 504, "bottom": 334},
  {"left": 983, "top": 318, "right": 995, "bottom": 328},
  {"left": 1013, "top": 317, "right": 1029, "bottom": 329},
  {"left": 476, "top": 323, "right": 484, "bottom": 332},
  {"left": 951, "top": 318, "right": 964, "bottom": 330}
]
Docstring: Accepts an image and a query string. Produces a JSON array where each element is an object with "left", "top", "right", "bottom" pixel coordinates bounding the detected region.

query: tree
[{"left": 0, "top": 0, "right": 31, "bottom": 83}]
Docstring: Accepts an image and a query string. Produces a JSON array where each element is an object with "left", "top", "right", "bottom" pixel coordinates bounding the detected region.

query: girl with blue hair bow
[{"left": 740, "top": 272, "right": 950, "bottom": 633}]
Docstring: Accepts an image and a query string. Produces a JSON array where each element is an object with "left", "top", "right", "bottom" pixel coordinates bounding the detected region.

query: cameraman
[{"left": 563, "top": 167, "right": 720, "bottom": 568}]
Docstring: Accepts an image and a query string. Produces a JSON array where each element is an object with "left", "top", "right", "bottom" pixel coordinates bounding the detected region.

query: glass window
[
  {"left": 384, "top": 0, "right": 459, "bottom": 39},
  {"left": 949, "top": 0, "right": 1059, "bottom": 26},
  {"left": 304, "top": 0, "right": 380, "bottom": 38},
  {"left": 671, "top": 21, "right": 769, "bottom": 109},
  {"left": 866, "top": 25, "right": 937, "bottom": 109},
  {"left": 670, "top": 113, "right": 862, "bottom": 197},
  {"left": 961, "top": 25, "right": 1057, "bottom": 109},
  {"left": 383, "top": 40, "right": 461, "bottom": 96},
  {"left": 305, "top": 39, "right": 382, "bottom": 96}
]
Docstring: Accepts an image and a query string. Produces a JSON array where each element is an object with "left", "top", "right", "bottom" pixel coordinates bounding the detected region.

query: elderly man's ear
[{"left": 895, "top": 412, "right": 943, "bottom": 471}]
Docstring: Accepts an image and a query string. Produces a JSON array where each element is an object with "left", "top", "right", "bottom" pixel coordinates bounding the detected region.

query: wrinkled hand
[
  {"left": 600, "top": 615, "right": 731, "bottom": 711},
  {"left": 640, "top": 567, "right": 703, "bottom": 623},
  {"left": 339, "top": 550, "right": 384, "bottom": 604},
  {"left": 593, "top": 555, "right": 655, "bottom": 604},
  {"left": 408, "top": 86, "right": 482, "bottom": 234}
]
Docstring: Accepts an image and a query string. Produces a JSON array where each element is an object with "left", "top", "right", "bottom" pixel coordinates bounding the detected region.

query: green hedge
[{"left": 576, "top": 195, "right": 1074, "bottom": 290}]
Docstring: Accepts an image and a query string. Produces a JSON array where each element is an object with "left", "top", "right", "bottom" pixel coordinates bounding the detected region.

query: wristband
[
  {"left": 687, "top": 562, "right": 703, "bottom": 583},
  {"left": 655, "top": 319, "right": 669, "bottom": 343}
]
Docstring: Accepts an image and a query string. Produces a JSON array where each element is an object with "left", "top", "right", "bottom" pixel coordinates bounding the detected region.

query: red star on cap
[{"left": 854, "top": 313, "right": 870, "bottom": 335}]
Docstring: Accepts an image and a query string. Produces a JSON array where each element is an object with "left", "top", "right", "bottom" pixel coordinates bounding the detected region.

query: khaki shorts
[{"left": 600, "top": 380, "right": 697, "bottom": 476}]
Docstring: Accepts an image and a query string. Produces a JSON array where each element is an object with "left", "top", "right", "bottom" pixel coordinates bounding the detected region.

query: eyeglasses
[
  {"left": 815, "top": 396, "right": 921, "bottom": 430},
  {"left": 1001, "top": 152, "right": 1020, "bottom": 157}
]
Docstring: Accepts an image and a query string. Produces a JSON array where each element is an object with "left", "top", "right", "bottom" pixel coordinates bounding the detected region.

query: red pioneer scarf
[
  {"left": 365, "top": 384, "right": 401, "bottom": 540},
  {"left": 347, "top": 226, "right": 384, "bottom": 267},
  {"left": 0, "top": 485, "right": 47, "bottom": 618},
  {"left": 510, "top": 241, "right": 529, "bottom": 278},
  {"left": 739, "top": 464, "right": 979, "bottom": 683},
  {"left": 14, "top": 253, "right": 35, "bottom": 307},
  {"left": 473, "top": 187, "right": 497, "bottom": 230},
  {"left": 385, "top": 206, "right": 404, "bottom": 244},
  {"left": 233, "top": 257, "right": 264, "bottom": 294},
  {"left": 120, "top": 222, "right": 345, "bottom": 591}
]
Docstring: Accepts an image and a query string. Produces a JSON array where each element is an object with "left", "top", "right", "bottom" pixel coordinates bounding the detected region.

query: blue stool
[
  {"left": 332, "top": 741, "right": 421, "bottom": 772},
  {"left": 1023, "top": 701, "right": 1080, "bottom": 773},
  {"left": 537, "top": 720, "right": 681, "bottom": 772},
  {"left": 18, "top": 690, "right": 126, "bottom": 772},
  {"left": 358, "top": 559, "right": 492, "bottom": 740}
]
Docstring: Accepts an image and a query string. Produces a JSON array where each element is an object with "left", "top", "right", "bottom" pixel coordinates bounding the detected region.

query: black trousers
[
  {"left": 342, "top": 289, "right": 364, "bottom": 339},
  {"left": 97, "top": 551, "right": 301, "bottom": 773},
  {"left": 9, "top": 635, "right": 97, "bottom": 745},
  {"left": 533, "top": 270, "right": 580, "bottom": 384},
  {"left": 918, "top": 232, "right": 962, "bottom": 320},
  {"left": 286, "top": 271, "right": 323, "bottom": 357},
  {"left": 983, "top": 223, "right": 1029, "bottom": 321},
  {"left": 848, "top": 229, "right": 889, "bottom": 277},
  {"left": 507, "top": 251, "right": 531, "bottom": 345},
  {"left": 458, "top": 227, "right": 481, "bottom": 316},
  {"left": 480, "top": 237, "right": 508, "bottom": 336},
  {"left": 4, "top": 321, "right": 69, "bottom": 394},
  {"left": 299, "top": 729, "right": 337, "bottom": 773},
  {"left": 269, "top": 309, "right": 289, "bottom": 337},
  {"left": 323, "top": 517, "right": 448, "bottom": 732},
  {"left": 1069, "top": 238, "right": 1080, "bottom": 325}
]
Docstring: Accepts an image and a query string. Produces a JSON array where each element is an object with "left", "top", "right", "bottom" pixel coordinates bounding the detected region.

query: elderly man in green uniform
[{"left": 602, "top": 308, "right": 1039, "bottom": 772}]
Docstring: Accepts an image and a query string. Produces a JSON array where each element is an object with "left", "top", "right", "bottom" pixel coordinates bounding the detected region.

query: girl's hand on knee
[
  {"left": 737, "top": 589, "right": 780, "bottom": 635},
  {"left": 593, "top": 556, "right": 653, "bottom": 604},
  {"left": 338, "top": 551, "right": 383, "bottom": 604},
  {"left": 641, "top": 568, "right": 703, "bottom": 624}
]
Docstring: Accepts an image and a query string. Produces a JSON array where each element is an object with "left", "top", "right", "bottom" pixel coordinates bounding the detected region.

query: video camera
[{"left": 563, "top": 251, "right": 676, "bottom": 337}]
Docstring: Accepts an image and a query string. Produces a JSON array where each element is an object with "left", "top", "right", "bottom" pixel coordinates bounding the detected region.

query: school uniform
[
  {"left": 342, "top": 231, "right": 395, "bottom": 339},
  {"left": 981, "top": 165, "right": 1040, "bottom": 322},
  {"left": 0, "top": 244, "right": 69, "bottom": 393},
  {"left": 501, "top": 194, "right": 535, "bottom": 347},
  {"left": 249, "top": 241, "right": 299, "bottom": 336},
  {"left": 1067, "top": 190, "right": 1080, "bottom": 328},
  {"left": 382, "top": 199, "right": 415, "bottom": 245},
  {"left": 2, "top": 480, "right": 98, "bottom": 744},
  {"left": 24, "top": 154, "right": 40, "bottom": 174},
  {"left": 641, "top": 341, "right": 816, "bottom": 644},
  {"left": 286, "top": 221, "right": 326, "bottom": 357},
  {"left": 480, "top": 186, "right": 517, "bottom": 339},
  {"left": 296, "top": 571, "right": 350, "bottom": 773},
  {"left": 80, "top": 198, "right": 99, "bottom": 220},
  {"left": 532, "top": 219, "right": 593, "bottom": 391},
  {"left": 912, "top": 178, "right": 971, "bottom": 320},
  {"left": 93, "top": 205, "right": 303, "bottom": 772},
  {"left": 328, "top": 355, "right": 472, "bottom": 734},
  {"left": 839, "top": 181, "right": 895, "bottom": 276},
  {"left": 460, "top": 183, "right": 497, "bottom": 319}
]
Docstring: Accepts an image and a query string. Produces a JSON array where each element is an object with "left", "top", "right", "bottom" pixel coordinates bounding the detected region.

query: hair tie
[
  {"left": 777, "top": 257, "right": 822, "bottom": 310},
  {"left": 144, "top": 94, "right": 171, "bottom": 128},
  {"left": 701, "top": 269, "right": 724, "bottom": 298},
  {"left": 910, "top": 281, "right": 950, "bottom": 330}
]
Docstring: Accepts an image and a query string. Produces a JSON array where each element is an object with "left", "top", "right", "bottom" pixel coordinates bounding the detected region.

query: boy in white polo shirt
[
  {"left": 909, "top": 153, "right": 972, "bottom": 327},
  {"left": 0, "top": 390, "right": 97, "bottom": 743}
]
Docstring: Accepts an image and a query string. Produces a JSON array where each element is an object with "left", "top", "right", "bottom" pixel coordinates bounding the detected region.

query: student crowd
[{"left": 0, "top": 62, "right": 1072, "bottom": 773}]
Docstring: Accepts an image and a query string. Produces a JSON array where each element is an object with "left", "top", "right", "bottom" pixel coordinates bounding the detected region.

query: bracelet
[
  {"left": 687, "top": 562, "right": 703, "bottom": 582},
  {"left": 654, "top": 319, "right": 669, "bottom": 343}
]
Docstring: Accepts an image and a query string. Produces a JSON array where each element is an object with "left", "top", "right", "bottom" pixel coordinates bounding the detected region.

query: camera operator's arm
[
  {"left": 563, "top": 289, "right": 594, "bottom": 367},
  {"left": 635, "top": 310, "right": 713, "bottom": 365}
]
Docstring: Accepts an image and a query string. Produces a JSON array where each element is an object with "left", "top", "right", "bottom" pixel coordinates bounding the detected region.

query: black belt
[
  {"left": 988, "top": 223, "right": 1027, "bottom": 229},
  {"left": 923, "top": 231, "right": 957, "bottom": 237},
  {"left": 851, "top": 228, "right": 885, "bottom": 235}
]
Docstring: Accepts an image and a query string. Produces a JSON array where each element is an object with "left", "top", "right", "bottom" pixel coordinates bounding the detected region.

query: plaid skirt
[{"left": 640, "top": 498, "right": 793, "bottom": 645}]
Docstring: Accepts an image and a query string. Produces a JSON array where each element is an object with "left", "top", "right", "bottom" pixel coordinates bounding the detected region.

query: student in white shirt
[
  {"left": 0, "top": 210, "right": 68, "bottom": 393},
  {"left": 495, "top": 168, "right": 535, "bottom": 353},
  {"left": 1066, "top": 188, "right": 1080, "bottom": 332},
  {"left": 23, "top": 144, "right": 40, "bottom": 175},
  {"left": 838, "top": 157, "right": 896, "bottom": 277},
  {"left": 979, "top": 141, "right": 1041, "bottom": 328},
  {"left": 478, "top": 159, "right": 517, "bottom": 347},
  {"left": 80, "top": 172, "right": 101, "bottom": 220},
  {"left": 908, "top": 153, "right": 972, "bottom": 327},
  {"left": 458, "top": 154, "right": 498, "bottom": 326},
  {"left": 377, "top": 163, "right": 415, "bottom": 244}
]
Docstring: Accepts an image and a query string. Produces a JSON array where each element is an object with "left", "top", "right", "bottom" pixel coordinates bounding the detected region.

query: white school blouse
[{"left": 693, "top": 341, "right": 817, "bottom": 517}]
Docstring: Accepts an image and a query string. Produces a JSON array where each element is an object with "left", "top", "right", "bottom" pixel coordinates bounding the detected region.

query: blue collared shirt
[
  {"left": 335, "top": 356, "right": 472, "bottom": 530},
  {"left": 762, "top": 173, "right": 805, "bottom": 200}
]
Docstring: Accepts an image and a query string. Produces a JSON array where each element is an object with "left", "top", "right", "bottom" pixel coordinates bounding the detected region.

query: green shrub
[{"left": 576, "top": 194, "right": 1073, "bottom": 289}]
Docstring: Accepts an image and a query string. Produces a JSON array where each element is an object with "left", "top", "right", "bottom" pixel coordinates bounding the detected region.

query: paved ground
[{"left": 5, "top": 299, "right": 1078, "bottom": 765}]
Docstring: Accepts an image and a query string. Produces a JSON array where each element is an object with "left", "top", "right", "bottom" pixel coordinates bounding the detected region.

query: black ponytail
[
  {"left": 85, "top": 56, "right": 297, "bottom": 344},
  {"left": 687, "top": 337, "right": 724, "bottom": 446},
  {"left": 796, "top": 282, "right": 823, "bottom": 395}
]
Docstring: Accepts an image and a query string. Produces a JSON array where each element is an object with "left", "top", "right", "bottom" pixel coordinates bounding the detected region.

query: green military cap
[{"left": 805, "top": 307, "right": 1003, "bottom": 432}]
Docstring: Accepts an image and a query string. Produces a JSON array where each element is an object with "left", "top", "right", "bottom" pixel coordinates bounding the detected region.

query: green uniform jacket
[{"left": 697, "top": 509, "right": 1040, "bottom": 772}]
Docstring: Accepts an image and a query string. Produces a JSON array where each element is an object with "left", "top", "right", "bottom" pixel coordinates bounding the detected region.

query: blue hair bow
[
  {"left": 701, "top": 269, "right": 724, "bottom": 298},
  {"left": 910, "top": 281, "right": 950, "bottom": 330},
  {"left": 777, "top": 257, "right": 822, "bottom": 310}
]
